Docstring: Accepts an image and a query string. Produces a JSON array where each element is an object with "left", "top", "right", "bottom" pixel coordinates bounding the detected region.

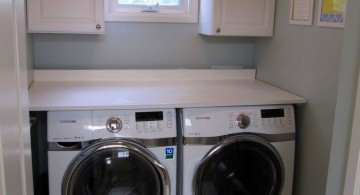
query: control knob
[
  {"left": 236, "top": 114, "right": 250, "bottom": 129},
  {"left": 106, "top": 117, "right": 122, "bottom": 133}
]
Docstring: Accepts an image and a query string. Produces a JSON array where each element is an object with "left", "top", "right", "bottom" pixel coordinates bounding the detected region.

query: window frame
[
  {"left": 117, "top": 0, "right": 181, "bottom": 7},
  {"left": 105, "top": 0, "right": 199, "bottom": 23}
]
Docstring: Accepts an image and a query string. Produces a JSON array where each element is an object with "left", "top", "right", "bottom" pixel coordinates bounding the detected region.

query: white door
[
  {"left": 0, "top": 0, "right": 33, "bottom": 194},
  {"left": 199, "top": 0, "right": 275, "bottom": 36}
]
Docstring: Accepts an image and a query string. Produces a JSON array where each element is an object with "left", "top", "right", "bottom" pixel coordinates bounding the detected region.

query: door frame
[
  {"left": 343, "top": 61, "right": 360, "bottom": 195},
  {"left": 0, "top": 0, "right": 33, "bottom": 194}
]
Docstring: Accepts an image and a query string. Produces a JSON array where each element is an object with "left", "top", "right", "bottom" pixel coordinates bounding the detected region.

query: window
[
  {"left": 118, "top": 0, "right": 181, "bottom": 6},
  {"left": 105, "top": 0, "right": 199, "bottom": 23}
]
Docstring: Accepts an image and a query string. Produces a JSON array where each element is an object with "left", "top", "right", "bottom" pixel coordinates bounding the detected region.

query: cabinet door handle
[
  {"left": 96, "top": 24, "right": 102, "bottom": 30},
  {"left": 216, "top": 28, "right": 221, "bottom": 33}
]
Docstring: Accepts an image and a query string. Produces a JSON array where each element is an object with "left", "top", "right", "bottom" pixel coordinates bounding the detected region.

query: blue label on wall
[{"left": 165, "top": 147, "right": 174, "bottom": 159}]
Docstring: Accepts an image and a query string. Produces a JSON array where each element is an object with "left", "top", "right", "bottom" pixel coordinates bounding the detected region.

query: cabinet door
[
  {"left": 27, "top": 0, "right": 104, "bottom": 34},
  {"left": 199, "top": 0, "right": 275, "bottom": 36}
]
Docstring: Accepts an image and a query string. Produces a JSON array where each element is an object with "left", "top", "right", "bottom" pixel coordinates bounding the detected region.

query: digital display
[
  {"left": 135, "top": 111, "right": 163, "bottom": 121},
  {"left": 261, "top": 109, "right": 284, "bottom": 118}
]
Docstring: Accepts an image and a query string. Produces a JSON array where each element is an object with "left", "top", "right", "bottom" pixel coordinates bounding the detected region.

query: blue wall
[
  {"left": 254, "top": 0, "right": 344, "bottom": 194},
  {"left": 33, "top": 22, "right": 254, "bottom": 69}
]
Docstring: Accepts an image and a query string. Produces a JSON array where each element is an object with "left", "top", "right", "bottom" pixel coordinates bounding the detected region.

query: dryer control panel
[
  {"left": 260, "top": 108, "right": 293, "bottom": 128},
  {"left": 183, "top": 105, "right": 295, "bottom": 137}
]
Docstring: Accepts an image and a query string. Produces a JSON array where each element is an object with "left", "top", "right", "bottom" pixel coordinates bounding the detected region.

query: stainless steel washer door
[
  {"left": 62, "top": 139, "right": 170, "bottom": 195},
  {"left": 193, "top": 135, "right": 284, "bottom": 195}
]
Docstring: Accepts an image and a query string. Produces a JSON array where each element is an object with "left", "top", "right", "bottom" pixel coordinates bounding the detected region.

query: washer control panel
[
  {"left": 93, "top": 109, "right": 176, "bottom": 139},
  {"left": 47, "top": 109, "right": 176, "bottom": 142},
  {"left": 135, "top": 111, "right": 173, "bottom": 130}
]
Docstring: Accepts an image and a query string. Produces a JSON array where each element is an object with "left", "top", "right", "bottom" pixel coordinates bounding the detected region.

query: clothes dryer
[
  {"left": 182, "top": 105, "right": 295, "bottom": 195},
  {"left": 47, "top": 109, "right": 177, "bottom": 195}
]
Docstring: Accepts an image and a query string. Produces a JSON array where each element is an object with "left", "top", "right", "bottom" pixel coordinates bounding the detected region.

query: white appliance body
[
  {"left": 48, "top": 109, "right": 177, "bottom": 195},
  {"left": 182, "top": 105, "right": 295, "bottom": 195}
]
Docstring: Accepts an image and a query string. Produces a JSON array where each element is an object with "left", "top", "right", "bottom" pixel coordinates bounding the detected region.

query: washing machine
[
  {"left": 182, "top": 105, "right": 296, "bottom": 195},
  {"left": 47, "top": 108, "right": 177, "bottom": 195}
]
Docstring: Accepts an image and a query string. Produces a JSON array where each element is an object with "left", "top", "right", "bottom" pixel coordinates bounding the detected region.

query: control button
[
  {"left": 149, "top": 121, "right": 155, "bottom": 129},
  {"left": 152, "top": 121, "right": 157, "bottom": 128},
  {"left": 236, "top": 114, "right": 250, "bottom": 129},
  {"left": 136, "top": 122, "right": 143, "bottom": 130},
  {"left": 288, "top": 118, "right": 293, "bottom": 125},
  {"left": 262, "top": 118, "right": 269, "bottom": 126},
  {"left": 275, "top": 118, "right": 281, "bottom": 127},
  {"left": 166, "top": 111, "right": 173, "bottom": 118},
  {"left": 144, "top": 122, "right": 150, "bottom": 129},
  {"left": 287, "top": 108, "right": 293, "bottom": 125},
  {"left": 167, "top": 120, "right": 173, "bottom": 128},
  {"left": 269, "top": 118, "right": 275, "bottom": 126},
  {"left": 106, "top": 117, "right": 122, "bottom": 133}
]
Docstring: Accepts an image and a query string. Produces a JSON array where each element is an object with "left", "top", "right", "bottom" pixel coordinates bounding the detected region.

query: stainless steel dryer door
[
  {"left": 62, "top": 139, "right": 170, "bottom": 195},
  {"left": 193, "top": 135, "right": 284, "bottom": 195}
]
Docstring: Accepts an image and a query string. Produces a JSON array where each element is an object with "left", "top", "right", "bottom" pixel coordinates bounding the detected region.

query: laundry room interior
[{"left": 1, "top": 0, "right": 360, "bottom": 195}]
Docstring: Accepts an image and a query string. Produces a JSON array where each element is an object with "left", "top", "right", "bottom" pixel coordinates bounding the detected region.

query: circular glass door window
[
  {"left": 65, "top": 147, "right": 162, "bottom": 195},
  {"left": 195, "top": 138, "right": 284, "bottom": 195}
]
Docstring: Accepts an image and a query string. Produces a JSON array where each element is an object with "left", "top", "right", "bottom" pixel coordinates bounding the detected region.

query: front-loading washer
[
  {"left": 182, "top": 105, "right": 296, "bottom": 195},
  {"left": 47, "top": 108, "right": 177, "bottom": 195}
]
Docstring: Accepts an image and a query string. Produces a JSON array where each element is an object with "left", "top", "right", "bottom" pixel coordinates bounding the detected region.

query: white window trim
[{"left": 105, "top": 0, "right": 199, "bottom": 23}]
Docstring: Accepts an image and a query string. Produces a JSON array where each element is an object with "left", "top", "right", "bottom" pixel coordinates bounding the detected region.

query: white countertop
[{"left": 28, "top": 69, "right": 307, "bottom": 111}]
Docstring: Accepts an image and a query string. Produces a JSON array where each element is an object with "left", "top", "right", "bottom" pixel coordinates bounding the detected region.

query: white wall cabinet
[
  {"left": 27, "top": 0, "right": 105, "bottom": 34},
  {"left": 199, "top": 0, "right": 275, "bottom": 36}
]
